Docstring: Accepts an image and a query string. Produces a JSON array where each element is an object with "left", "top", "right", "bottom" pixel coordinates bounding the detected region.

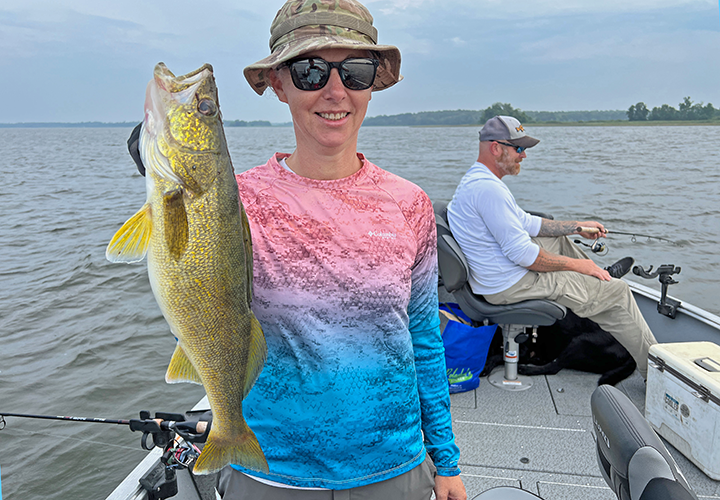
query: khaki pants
[
  {"left": 217, "top": 455, "right": 436, "bottom": 500},
  {"left": 484, "top": 236, "right": 657, "bottom": 379}
]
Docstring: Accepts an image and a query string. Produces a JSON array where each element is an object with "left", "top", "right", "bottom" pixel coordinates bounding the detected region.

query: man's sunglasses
[
  {"left": 282, "top": 57, "right": 379, "bottom": 91},
  {"left": 495, "top": 141, "right": 526, "bottom": 154}
]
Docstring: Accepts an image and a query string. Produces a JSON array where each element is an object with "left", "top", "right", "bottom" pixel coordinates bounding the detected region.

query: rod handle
[{"left": 576, "top": 226, "right": 601, "bottom": 235}]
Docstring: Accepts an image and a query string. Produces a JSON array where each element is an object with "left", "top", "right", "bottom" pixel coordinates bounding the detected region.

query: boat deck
[
  {"left": 443, "top": 283, "right": 720, "bottom": 500},
  {"left": 452, "top": 366, "right": 718, "bottom": 499}
]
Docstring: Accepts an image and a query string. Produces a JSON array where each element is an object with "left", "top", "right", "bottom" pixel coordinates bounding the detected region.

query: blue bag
[{"left": 440, "top": 303, "right": 497, "bottom": 393}]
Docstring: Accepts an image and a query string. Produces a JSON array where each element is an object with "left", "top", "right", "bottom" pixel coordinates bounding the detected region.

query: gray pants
[
  {"left": 484, "top": 236, "right": 657, "bottom": 379},
  {"left": 217, "top": 456, "right": 436, "bottom": 500}
]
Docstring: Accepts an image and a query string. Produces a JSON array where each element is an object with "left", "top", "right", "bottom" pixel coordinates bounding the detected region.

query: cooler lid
[{"left": 649, "top": 342, "right": 720, "bottom": 405}]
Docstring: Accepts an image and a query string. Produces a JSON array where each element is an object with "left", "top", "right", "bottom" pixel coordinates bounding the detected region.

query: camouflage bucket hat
[{"left": 244, "top": 0, "right": 402, "bottom": 95}]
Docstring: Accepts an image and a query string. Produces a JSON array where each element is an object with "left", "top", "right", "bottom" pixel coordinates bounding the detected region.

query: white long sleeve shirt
[{"left": 447, "top": 162, "right": 542, "bottom": 295}]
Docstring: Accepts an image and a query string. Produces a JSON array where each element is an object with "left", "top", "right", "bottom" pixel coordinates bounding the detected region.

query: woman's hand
[{"left": 434, "top": 475, "right": 467, "bottom": 500}]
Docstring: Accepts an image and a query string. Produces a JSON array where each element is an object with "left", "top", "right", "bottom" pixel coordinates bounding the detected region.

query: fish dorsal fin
[
  {"left": 243, "top": 315, "right": 267, "bottom": 399},
  {"left": 163, "top": 189, "right": 189, "bottom": 259},
  {"left": 166, "top": 343, "right": 202, "bottom": 384},
  {"left": 106, "top": 204, "right": 152, "bottom": 263}
]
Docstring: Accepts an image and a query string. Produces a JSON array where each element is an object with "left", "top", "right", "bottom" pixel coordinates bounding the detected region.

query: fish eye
[{"left": 198, "top": 99, "right": 217, "bottom": 116}]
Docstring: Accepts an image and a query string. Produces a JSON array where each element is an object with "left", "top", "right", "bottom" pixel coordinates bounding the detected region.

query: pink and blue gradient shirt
[{"left": 231, "top": 153, "right": 460, "bottom": 489}]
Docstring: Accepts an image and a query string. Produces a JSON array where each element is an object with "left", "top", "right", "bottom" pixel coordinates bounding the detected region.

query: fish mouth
[
  {"left": 141, "top": 63, "right": 219, "bottom": 187},
  {"left": 153, "top": 62, "right": 214, "bottom": 97}
]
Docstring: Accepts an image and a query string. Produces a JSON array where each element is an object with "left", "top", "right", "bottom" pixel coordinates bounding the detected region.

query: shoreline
[
  {"left": 529, "top": 120, "right": 720, "bottom": 127},
  {"left": 410, "top": 120, "right": 720, "bottom": 128},
  {"left": 1, "top": 120, "right": 719, "bottom": 129}
]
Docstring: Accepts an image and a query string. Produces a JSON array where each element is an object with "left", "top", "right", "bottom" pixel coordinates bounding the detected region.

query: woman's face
[{"left": 270, "top": 48, "right": 373, "bottom": 155}]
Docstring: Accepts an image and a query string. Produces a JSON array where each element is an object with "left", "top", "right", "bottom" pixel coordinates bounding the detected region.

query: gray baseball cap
[{"left": 479, "top": 115, "right": 539, "bottom": 149}]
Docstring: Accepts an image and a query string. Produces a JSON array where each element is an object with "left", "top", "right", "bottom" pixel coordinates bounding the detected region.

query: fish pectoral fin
[
  {"left": 163, "top": 189, "right": 189, "bottom": 260},
  {"left": 193, "top": 422, "right": 268, "bottom": 475},
  {"left": 242, "top": 314, "right": 267, "bottom": 398},
  {"left": 241, "top": 206, "right": 254, "bottom": 301},
  {"left": 166, "top": 343, "right": 202, "bottom": 384},
  {"left": 106, "top": 204, "right": 152, "bottom": 263}
]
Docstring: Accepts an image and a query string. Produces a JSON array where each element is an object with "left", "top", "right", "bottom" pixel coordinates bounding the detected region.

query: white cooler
[{"left": 645, "top": 341, "right": 720, "bottom": 480}]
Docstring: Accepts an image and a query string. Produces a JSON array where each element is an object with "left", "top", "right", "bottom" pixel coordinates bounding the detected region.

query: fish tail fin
[
  {"left": 106, "top": 203, "right": 152, "bottom": 263},
  {"left": 193, "top": 423, "right": 269, "bottom": 475},
  {"left": 242, "top": 314, "right": 267, "bottom": 399}
]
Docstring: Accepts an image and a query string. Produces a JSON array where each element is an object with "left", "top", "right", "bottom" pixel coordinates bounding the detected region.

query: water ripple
[{"left": 0, "top": 125, "right": 718, "bottom": 499}]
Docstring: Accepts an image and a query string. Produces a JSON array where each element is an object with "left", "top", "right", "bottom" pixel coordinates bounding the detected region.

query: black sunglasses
[
  {"left": 282, "top": 57, "right": 379, "bottom": 91},
  {"left": 495, "top": 141, "right": 526, "bottom": 154}
]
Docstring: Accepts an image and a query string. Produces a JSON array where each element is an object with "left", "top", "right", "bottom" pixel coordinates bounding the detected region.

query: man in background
[{"left": 447, "top": 115, "right": 657, "bottom": 379}]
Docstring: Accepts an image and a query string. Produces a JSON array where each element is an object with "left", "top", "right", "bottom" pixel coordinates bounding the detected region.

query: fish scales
[{"left": 106, "top": 62, "right": 267, "bottom": 474}]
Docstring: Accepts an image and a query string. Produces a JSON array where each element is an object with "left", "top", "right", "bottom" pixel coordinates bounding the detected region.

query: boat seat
[
  {"left": 434, "top": 201, "right": 566, "bottom": 391},
  {"left": 591, "top": 384, "right": 696, "bottom": 500}
]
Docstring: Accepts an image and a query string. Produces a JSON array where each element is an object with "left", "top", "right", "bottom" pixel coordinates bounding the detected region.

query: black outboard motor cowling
[{"left": 591, "top": 384, "right": 697, "bottom": 500}]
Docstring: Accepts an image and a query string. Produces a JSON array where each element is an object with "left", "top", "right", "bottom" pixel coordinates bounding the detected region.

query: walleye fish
[{"left": 106, "top": 62, "right": 268, "bottom": 474}]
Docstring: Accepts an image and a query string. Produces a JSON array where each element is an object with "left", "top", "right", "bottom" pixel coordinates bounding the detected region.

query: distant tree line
[
  {"left": 363, "top": 103, "right": 627, "bottom": 127},
  {"left": 362, "top": 110, "right": 484, "bottom": 126},
  {"left": 627, "top": 97, "right": 718, "bottom": 121},
  {"left": 0, "top": 122, "right": 139, "bottom": 128},
  {"left": 224, "top": 120, "right": 273, "bottom": 127},
  {"left": 526, "top": 110, "right": 627, "bottom": 122}
]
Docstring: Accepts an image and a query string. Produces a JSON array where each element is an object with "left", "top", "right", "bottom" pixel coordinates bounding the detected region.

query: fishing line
[
  {"left": 606, "top": 230, "right": 676, "bottom": 245},
  {"left": 0, "top": 425, "right": 144, "bottom": 452}
]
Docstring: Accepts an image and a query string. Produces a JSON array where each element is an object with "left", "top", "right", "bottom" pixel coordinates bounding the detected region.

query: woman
[{"left": 220, "top": 1, "right": 466, "bottom": 499}]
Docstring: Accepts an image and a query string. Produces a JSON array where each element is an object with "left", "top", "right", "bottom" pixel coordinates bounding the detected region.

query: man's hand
[
  {"left": 575, "top": 220, "right": 607, "bottom": 240},
  {"left": 572, "top": 257, "right": 612, "bottom": 281},
  {"left": 434, "top": 475, "right": 467, "bottom": 500}
]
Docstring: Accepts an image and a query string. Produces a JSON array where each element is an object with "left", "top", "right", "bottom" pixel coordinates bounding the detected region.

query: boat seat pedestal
[
  {"left": 488, "top": 324, "right": 535, "bottom": 391},
  {"left": 434, "top": 201, "right": 567, "bottom": 393}
]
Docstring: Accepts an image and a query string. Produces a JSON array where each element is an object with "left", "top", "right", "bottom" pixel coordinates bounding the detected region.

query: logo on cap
[{"left": 516, "top": 125, "right": 525, "bottom": 132}]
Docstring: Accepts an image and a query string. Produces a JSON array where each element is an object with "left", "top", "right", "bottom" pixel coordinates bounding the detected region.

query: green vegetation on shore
[
  {"left": 224, "top": 120, "right": 273, "bottom": 127},
  {"left": 363, "top": 98, "right": 719, "bottom": 127},
  {"left": 628, "top": 97, "right": 716, "bottom": 122},
  {"left": 362, "top": 107, "right": 628, "bottom": 127}
]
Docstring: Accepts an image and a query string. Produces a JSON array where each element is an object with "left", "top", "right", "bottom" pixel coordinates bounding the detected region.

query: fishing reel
[
  {"left": 137, "top": 410, "right": 212, "bottom": 500},
  {"left": 573, "top": 239, "right": 608, "bottom": 256}
]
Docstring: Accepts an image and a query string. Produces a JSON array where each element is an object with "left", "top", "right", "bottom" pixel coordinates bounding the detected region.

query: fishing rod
[
  {"left": 576, "top": 227, "right": 677, "bottom": 245},
  {"left": 0, "top": 412, "right": 132, "bottom": 426},
  {"left": 0, "top": 410, "right": 209, "bottom": 447},
  {"left": 1, "top": 409, "right": 212, "bottom": 499}
]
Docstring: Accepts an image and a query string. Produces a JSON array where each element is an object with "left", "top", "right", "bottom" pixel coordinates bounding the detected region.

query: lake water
[{"left": 0, "top": 125, "right": 718, "bottom": 499}]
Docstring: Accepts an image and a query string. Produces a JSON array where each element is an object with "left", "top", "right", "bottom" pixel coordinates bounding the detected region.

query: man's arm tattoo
[{"left": 537, "top": 219, "right": 578, "bottom": 237}]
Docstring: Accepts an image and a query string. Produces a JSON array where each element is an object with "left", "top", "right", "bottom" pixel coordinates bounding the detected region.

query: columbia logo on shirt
[{"left": 368, "top": 231, "right": 397, "bottom": 240}]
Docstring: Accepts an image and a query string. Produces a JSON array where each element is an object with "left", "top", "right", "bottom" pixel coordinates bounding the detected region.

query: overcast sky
[{"left": 1, "top": 0, "right": 718, "bottom": 123}]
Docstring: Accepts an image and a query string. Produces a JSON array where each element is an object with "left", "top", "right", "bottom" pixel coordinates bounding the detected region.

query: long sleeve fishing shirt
[
  {"left": 231, "top": 153, "right": 461, "bottom": 489},
  {"left": 447, "top": 161, "right": 542, "bottom": 295}
]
